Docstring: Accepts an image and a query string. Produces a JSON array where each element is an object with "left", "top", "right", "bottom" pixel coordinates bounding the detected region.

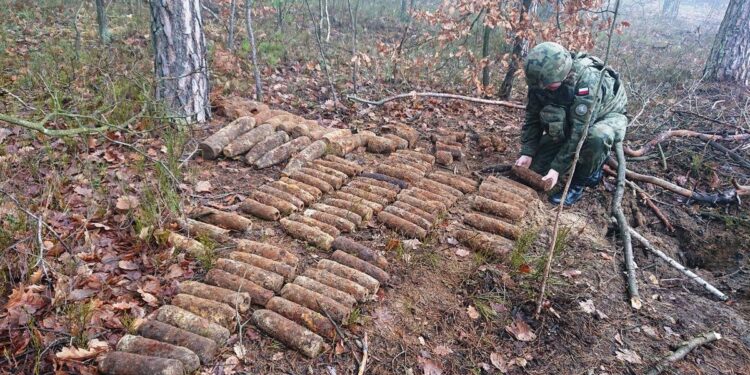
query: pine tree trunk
[
  {"left": 704, "top": 0, "right": 750, "bottom": 86},
  {"left": 149, "top": 0, "right": 211, "bottom": 124},
  {"left": 498, "top": 0, "right": 534, "bottom": 99},
  {"left": 246, "top": 0, "right": 264, "bottom": 101},
  {"left": 95, "top": 0, "right": 111, "bottom": 43}
]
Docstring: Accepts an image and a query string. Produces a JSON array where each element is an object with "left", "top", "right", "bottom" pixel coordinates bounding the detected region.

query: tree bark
[
  {"left": 228, "top": 0, "right": 237, "bottom": 51},
  {"left": 481, "top": 23, "right": 492, "bottom": 91},
  {"left": 95, "top": 0, "right": 111, "bottom": 43},
  {"left": 704, "top": 0, "right": 749, "bottom": 85},
  {"left": 246, "top": 0, "right": 264, "bottom": 101},
  {"left": 150, "top": 0, "right": 211, "bottom": 123},
  {"left": 499, "top": 0, "right": 534, "bottom": 99}
]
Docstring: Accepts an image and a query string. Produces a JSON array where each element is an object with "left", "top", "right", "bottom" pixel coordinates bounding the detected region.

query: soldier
[{"left": 515, "top": 42, "right": 628, "bottom": 205}]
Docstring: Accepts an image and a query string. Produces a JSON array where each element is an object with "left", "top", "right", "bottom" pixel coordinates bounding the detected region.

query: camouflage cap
[{"left": 524, "top": 42, "right": 572, "bottom": 88}]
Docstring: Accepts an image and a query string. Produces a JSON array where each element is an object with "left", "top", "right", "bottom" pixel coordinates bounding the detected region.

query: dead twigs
[
  {"left": 603, "top": 167, "right": 676, "bottom": 231},
  {"left": 645, "top": 331, "right": 722, "bottom": 375},
  {"left": 347, "top": 92, "right": 525, "bottom": 109},
  {"left": 612, "top": 142, "right": 642, "bottom": 309},
  {"left": 628, "top": 228, "right": 728, "bottom": 301},
  {"left": 623, "top": 129, "right": 750, "bottom": 157},
  {"left": 357, "top": 332, "right": 368, "bottom": 375}
]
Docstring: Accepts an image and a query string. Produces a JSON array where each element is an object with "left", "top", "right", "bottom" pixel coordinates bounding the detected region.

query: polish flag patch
[{"left": 577, "top": 87, "right": 590, "bottom": 96}]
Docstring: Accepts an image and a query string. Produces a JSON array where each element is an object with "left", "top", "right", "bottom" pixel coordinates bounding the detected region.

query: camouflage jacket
[{"left": 520, "top": 53, "right": 628, "bottom": 173}]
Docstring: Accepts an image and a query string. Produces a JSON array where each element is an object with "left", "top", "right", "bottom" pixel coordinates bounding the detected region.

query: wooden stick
[
  {"left": 628, "top": 228, "right": 728, "bottom": 300},
  {"left": 612, "top": 142, "right": 642, "bottom": 310},
  {"left": 347, "top": 92, "right": 525, "bottom": 109},
  {"left": 357, "top": 332, "right": 368, "bottom": 375},
  {"left": 645, "top": 332, "right": 722, "bottom": 375},
  {"left": 623, "top": 129, "right": 750, "bottom": 157}
]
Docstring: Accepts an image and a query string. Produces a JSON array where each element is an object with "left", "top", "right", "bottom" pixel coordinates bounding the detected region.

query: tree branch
[
  {"left": 347, "top": 92, "right": 525, "bottom": 109},
  {"left": 623, "top": 129, "right": 750, "bottom": 157},
  {"left": 646, "top": 332, "right": 722, "bottom": 375},
  {"left": 612, "top": 142, "right": 641, "bottom": 309}
]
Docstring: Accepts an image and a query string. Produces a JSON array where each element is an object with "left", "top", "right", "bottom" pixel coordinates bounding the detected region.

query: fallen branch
[
  {"left": 0, "top": 112, "right": 109, "bottom": 137},
  {"left": 707, "top": 140, "right": 750, "bottom": 170},
  {"left": 347, "top": 92, "right": 525, "bottom": 109},
  {"left": 603, "top": 168, "right": 676, "bottom": 231},
  {"left": 623, "top": 129, "right": 750, "bottom": 157},
  {"left": 645, "top": 331, "right": 722, "bottom": 375},
  {"left": 357, "top": 332, "right": 368, "bottom": 375},
  {"left": 628, "top": 227, "right": 728, "bottom": 301},
  {"left": 612, "top": 142, "right": 641, "bottom": 309},
  {"left": 604, "top": 161, "right": 741, "bottom": 205}
]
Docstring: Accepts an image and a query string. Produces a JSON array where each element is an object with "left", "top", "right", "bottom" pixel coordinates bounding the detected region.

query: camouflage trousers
[{"left": 529, "top": 112, "right": 628, "bottom": 183}]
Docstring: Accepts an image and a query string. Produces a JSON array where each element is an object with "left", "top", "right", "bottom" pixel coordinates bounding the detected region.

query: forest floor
[{"left": 1, "top": 1, "right": 750, "bottom": 374}]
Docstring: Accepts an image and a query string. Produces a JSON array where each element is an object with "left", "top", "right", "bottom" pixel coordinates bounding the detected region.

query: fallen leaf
[
  {"left": 467, "top": 305, "right": 480, "bottom": 320},
  {"left": 118, "top": 260, "right": 139, "bottom": 270},
  {"left": 417, "top": 356, "right": 443, "bottom": 375},
  {"left": 68, "top": 289, "right": 96, "bottom": 301},
  {"left": 490, "top": 352, "right": 508, "bottom": 372},
  {"left": 562, "top": 269, "right": 582, "bottom": 278},
  {"left": 233, "top": 343, "right": 247, "bottom": 358},
  {"left": 55, "top": 339, "right": 109, "bottom": 360},
  {"left": 455, "top": 248, "right": 470, "bottom": 257},
  {"left": 518, "top": 264, "right": 531, "bottom": 274},
  {"left": 73, "top": 186, "right": 93, "bottom": 198},
  {"left": 137, "top": 288, "right": 159, "bottom": 307},
  {"left": 505, "top": 315, "right": 536, "bottom": 341},
  {"left": 195, "top": 180, "right": 212, "bottom": 193},
  {"left": 116, "top": 195, "right": 139, "bottom": 211},
  {"left": 433, "top": 345, "right": 453, "bottom": 356},
  {"left": 579, "top": 299, "right": 596, "bottom": 314},
  {"left": 642, "top": 325, "right": 659, "bottom": 339},
  {"left": 599, "top": 252, "right": 613, "bottom": 261},
  {"left": 272, "top": 352, "right": 284, "bottom": 361},
  {"left": 615, "top": 348, "right": 643, "bottom": 364}
]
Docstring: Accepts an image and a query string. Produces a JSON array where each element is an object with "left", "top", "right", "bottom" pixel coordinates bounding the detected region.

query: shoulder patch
[
  {"left": 577, "top": 87, "right": 590, "bottom": 96},
  {"left": 575, "top": 103, "right": 588, "bottom": 116}
]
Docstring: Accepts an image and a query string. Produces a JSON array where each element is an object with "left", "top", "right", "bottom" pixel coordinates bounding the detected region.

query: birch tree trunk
[
  {"left": 498, "top": 0, "right": 534, "bottom": 99},
  {"left": 95, "top": 0, "right": 111, "bottom": 43},
  {"left": 246, "top": 0, "right": 264, "bottom": 101},
  {"left": 149, "top": 0, "right": 211, "bottom": 124},
  {"left": 228, "top": 0, "right": 237, "bottom": 51},
  {"left": 704, "top": 0, "right": 750, "bottom": 86}
]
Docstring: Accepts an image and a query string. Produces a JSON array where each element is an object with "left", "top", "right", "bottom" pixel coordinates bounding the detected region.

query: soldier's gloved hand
[
  {"left": 515, "top": 155, "right": 533, "bottom": 168},
  {"left": 542, "top": 169, "right": 559, "bottom": 190}
]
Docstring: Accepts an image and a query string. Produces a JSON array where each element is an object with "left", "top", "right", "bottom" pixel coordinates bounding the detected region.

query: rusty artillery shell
[
  {"left": 307, "top": 162, "right": 350, "bottom": 182},
  {"left": 238, "top": 198, "right": 281, "bottom": 221},
  {"left": 359, "top": 172, "right": 408, "bottom": 189},
  {"left": 376, "top": 164, "right": 423, "bottom": 183},
  {"left": 154, "top": 305, "right": 231, "bottom": 345},
  {"left": 293, "top": 275, "right": 357, "bottom": 309},
  {"left": 255, "top": 136, "right": 311, "bottom": 169},
  {"left": 98, "top": 351, "right": 184, "bottom": 375},
  {"left": 340, "top": 186, "right": 392, "bottom": 207},
  {"left": 234, "top": 239, "right": 299, "bottom": 266},
  {"left": 280, "top": 177, "right": 323, "bottom": 199},
  {"left": 435, "top": 150, "right": 453, "bottom": 165},
  {"left": 347, "top": 180, "right": 399, "bottom": 200},
  {"left": 416, "top": 178, "right": 463, "bottom": 199},
  {"left": 367, "top": 135, "right": 396, "bottom": 153},
  {"left": 178, "top": 280, "right": 252, "bottom": 313},
  {"left": 485, "top": 175, "right": 538, "bottom": 201},
  {"left": 385, "top": 205, "right": 431, "bottom": 230},
  {"left": 200, "top": 117, "right": 256, "bottom": 160},
  {"left": 205, "top": 269, "right": 274, "bottom": 306},
  {"left": 304, "top": 209, "right": 356, "bottom": 233},
  {"left": 313, "top": 159, "right": 359, "bottom": 177},
  {"left": 511, "top": 165, "right": 553, "bottom": 191},
  {"left": 163, "top": 230, "right": 206, "bottom": 258},
  {"left": 435, "top": 141, "right": 464, "bottom": 160},
  {"left": 288, "top": 170, "right": 334, "bottom": 193},
  {"left": 171, "top": 294, "right": 237, "bottom": 330},
  {"left": 176, "top": 218, "right": 230, "bottom": 242},
  {"left": 280, "top": 283, "right": 351, "bottom": 322},
  {"left": 472, "top": 196, "right": 525, "bottom": 222},
  {"left": 245, "top": 131, "right": 290, "bottom": 165},
  {"left": 331, "top": 250, "right": 390, "bottom": 284},
  {"left": 252, "top": 309, "right": 327, "bottom": 358},
  {"left": 478, "top": 184, "right": 528, "bottom": 209},
  {"left": 299, "top": 167, "right": 344, "bottom": 189},
  {"left": 269, "top": 180, "right": 316, "bottom": 206},
  {"left": 454, "top": 229, "right": 514, "bottom": 260},
  {"left": 383, "top": 134, "right": 409, "bottom": 149},
  {"left": 428, "top": 171, "right": 478, "bottom": 193},
  {"left": 317, "top": 259, "right": 380, "bottom": 295},
  {"left": 223, "top": 122, "right": 275, "bottom": 158},
  {"left": 191, "top": 206, "right": 253, "bottom": 232},
  {"left": 383, "top": 124, "right": 419, "bottom": 147},
  {"left": 259, "top": 184, "right": 305, "bottom": 209},
  {"left": 136, "top": 320, "right": 217, "bottom": 364},
  {"left": 403, "top": 187, "right": 450, "bottom": 207},
  {"left": 280, "top": 217, "right": 335, "bottom": 250},
  {"left": 464, "top": 212, "right": 521, "bottom": 240},
  {"left": 250, "top": 190, "right": 298, "bottom": 215},
  {"left": 377, "top": 210, "right": 427, "bottom": 240},
  {"left": 216, "top": 258, "right": 285, "bottom": 292},
  {"left": 288, "top": 213, "right": 341, "bottom": 237},
  {"left": 230, "top": 251, "right": 296, "bottom": 282},
  {"left": 284, "top": 139, "right": 328, "bottom": 174},
  {"left": 322, "top": 198, "right": 374, "bottom": 222},
  {"left": 393, "top": 201, "right": 436, "bottom": 223},
  {"left": 394, "top": 149, "right": 435, "bottom": 164},
  {"left": 355, "top": 177, "right": 401, "bottom": 193},
  {"left": 266, "top": 297, "right": 336, "bottom": 340},
  {"left": 311, "top": 203, "right": 363, "bottom": 228},
  {"left": 116, "top": 334, "right": 200, "bottom": 373},
  {"left": 303, "top": 267, "right": 370, "bottom": 302},
  {"left": 382, "top": 157, "right": 428, "bottom": 174},
  {"left": 331, "top": 237, "right": 388, "bottom": 269},
  {"left": 435, "top": 128, "right": 466, "bottom": 141},
  {"left": 323, "top": 154, "right": 363, "bottom": 173},
  {"left": 397, "top": 193, "right": 446, "bottom": 216},
  {"left": 321, "top": 128, "right": 353, "bottom": 142},
  {"left": 331, "top": 191, "right": 384, "bottom": 212}
]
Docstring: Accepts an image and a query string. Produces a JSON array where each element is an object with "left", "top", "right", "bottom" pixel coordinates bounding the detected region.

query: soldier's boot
[{"left": 549, "top": 184, "right": 585, "bottom": 206}]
